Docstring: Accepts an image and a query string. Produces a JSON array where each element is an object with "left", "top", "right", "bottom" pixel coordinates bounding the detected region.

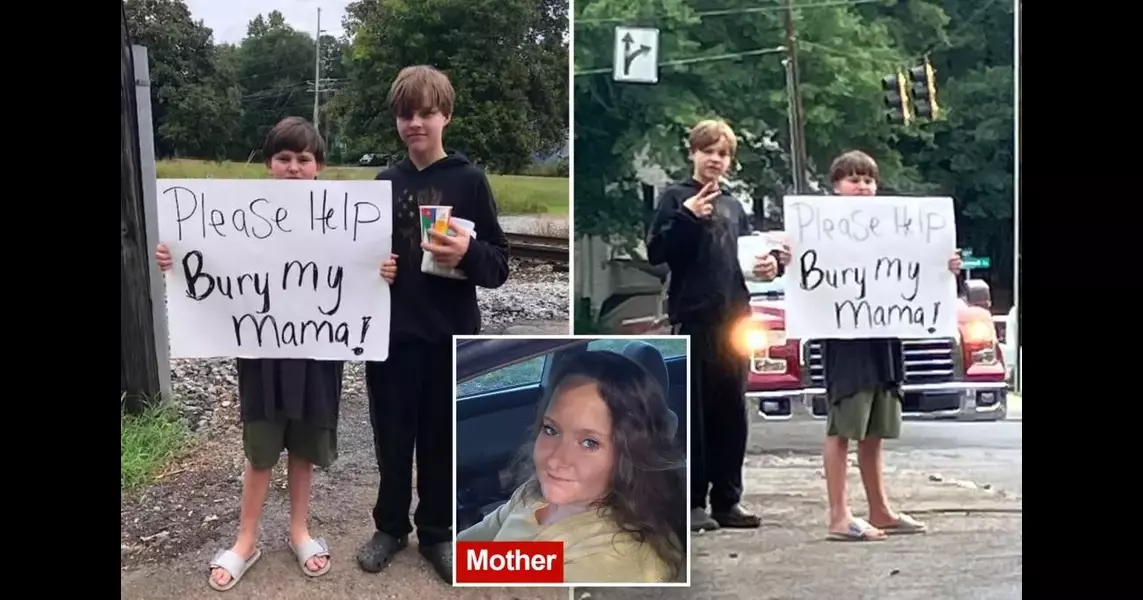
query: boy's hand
[
  {"left": 422, "top": 218, "right": 471, "bottom": 268},
  {"left": 380, "top": 255, "right": 398, "bottom": 284},
  {"left": 753, "top": 254, "right": 779, "bottom": 281},
  {"left": 775, "top": 241, "right": 793, "bottom": 267},
  {"left": 683, "top": 180, "right": 720, "bottom": 219},
  {"left": 948, "top": 250, "right": 963, "bottom": 275},
  {"left": 155, "top": 243, "right": 173, "bottom": 272}
]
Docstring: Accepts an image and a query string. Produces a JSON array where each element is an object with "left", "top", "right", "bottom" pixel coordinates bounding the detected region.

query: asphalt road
[{"left": 575, "top": 412, "right": 1023, "bottom": 600}]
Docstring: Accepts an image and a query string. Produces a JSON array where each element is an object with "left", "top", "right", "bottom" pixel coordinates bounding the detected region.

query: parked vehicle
[
  {"left": 738, "top": 236, "right": 1009, "bottom": 422},
  {"left": 357, "top": 153, "right": 391, "bottom": 167}
]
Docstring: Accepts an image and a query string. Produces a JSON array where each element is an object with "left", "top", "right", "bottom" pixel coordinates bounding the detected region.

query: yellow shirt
[{"left": 456, "top": 486, "right": 677, "bottom": 584}]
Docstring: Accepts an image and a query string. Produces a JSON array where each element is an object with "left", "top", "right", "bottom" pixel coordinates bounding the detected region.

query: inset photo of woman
[{"left": 453, "top": 335, "right": 691, "bottom": 587}]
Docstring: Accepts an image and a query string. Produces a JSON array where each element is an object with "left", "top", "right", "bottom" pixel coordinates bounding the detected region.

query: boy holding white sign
[
  {"left": 762, "top": 150, "right": 962, "bottom": 541},
  {"left": 155, "top": 117, "right": 398, "bottom": 591},
  {"left": 356, "top": 65, "right": 510, "bottom": 584}
]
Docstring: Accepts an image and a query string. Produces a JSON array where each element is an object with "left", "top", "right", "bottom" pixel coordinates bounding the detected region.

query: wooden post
[{"left": 121, "top": 5, "right": 161, "bottom": 414}]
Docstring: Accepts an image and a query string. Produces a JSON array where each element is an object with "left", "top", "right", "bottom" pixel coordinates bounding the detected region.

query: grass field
[
  {"left": 121, "top": 397, "right": 190, "bottom": 491},
  {"left": 157, "top": 159, "right": 568, "bottom": 216}
]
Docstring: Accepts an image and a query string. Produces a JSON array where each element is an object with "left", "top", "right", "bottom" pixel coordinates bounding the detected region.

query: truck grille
[{"left": 805, "top": 338, "right": 958, "bottom": 386}]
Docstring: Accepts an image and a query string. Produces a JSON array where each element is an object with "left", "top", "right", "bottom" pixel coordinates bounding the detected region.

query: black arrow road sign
[{"left": 621, "top": 32, "right": 651, "bottom": 76}]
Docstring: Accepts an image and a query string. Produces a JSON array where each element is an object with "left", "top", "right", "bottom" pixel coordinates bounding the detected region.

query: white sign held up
[
  {"left": 613, "top": 26, "right": 659, "bottom": 84},
  {"left": 156, "top": 179, "right": 393, "bottom": 361},
  {"left": 782, "top": 195, "right": 958, "bottom": 340}
]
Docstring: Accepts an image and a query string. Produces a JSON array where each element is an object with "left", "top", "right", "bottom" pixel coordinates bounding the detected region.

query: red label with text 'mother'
[{"left": 455, "top": 541, "right": 564, "bottom": 584}]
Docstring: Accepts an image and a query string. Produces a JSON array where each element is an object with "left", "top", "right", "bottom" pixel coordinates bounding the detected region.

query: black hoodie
[
  {"left": 646, "top": 178, "right": 757, "bottom": 327},
  {"left": 376, "top": 152, "right": 510, "bottom": 344}
]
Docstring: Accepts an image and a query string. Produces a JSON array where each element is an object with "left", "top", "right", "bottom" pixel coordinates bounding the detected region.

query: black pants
[
  {"left": 678, "top": 320, "right": 749, "bottom": 512},
  {"left": 365, "top": 339, "right": 453, "bottom": 546}
]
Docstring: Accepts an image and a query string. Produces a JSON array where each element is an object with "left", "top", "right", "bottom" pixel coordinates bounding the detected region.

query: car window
[
  {"left": 586, "top": 338, "right": 687, "bottom": 359},
  {"left": 456, "top": 355, "right": 546, "bottom": 399}
]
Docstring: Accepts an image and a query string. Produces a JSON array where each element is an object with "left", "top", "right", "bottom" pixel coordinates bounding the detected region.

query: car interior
[{"left": 455, "top": 337, "right": 689, "bottom": 579}]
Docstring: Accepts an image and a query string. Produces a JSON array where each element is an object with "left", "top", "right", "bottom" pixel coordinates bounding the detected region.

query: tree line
[
  {"left": 124, "top": 0, "right": 569, "bottom": 174},
  {"left": 574, "top": 0, "right": 1015, "bottom": 307}
]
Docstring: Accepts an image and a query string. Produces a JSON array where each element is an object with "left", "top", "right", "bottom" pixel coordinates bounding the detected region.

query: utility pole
[
  {"left": 784, "top": 0, "right": 809, "bottom": 193},
  {"left": 313, "top": 7, "right": 322, "bottom": 128}
]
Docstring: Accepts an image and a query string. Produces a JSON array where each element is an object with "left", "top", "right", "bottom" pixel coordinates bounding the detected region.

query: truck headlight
[
  {"left": 746, "top": 328, "right": 768, "bottom": 351},
  {"left": 962, "top": 320, "right": 996, "bottom": 345}
]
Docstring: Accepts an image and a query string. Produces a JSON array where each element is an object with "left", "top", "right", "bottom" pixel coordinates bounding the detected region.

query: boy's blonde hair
[
  {"left": 829, "top": 150, "right": 879, "bottom": 183},
  {"left": 688, "top": 119, "right": 738, "bottom": 156},
  {"left": 388, "top": 65, "right": 455, "bottom": 119}
]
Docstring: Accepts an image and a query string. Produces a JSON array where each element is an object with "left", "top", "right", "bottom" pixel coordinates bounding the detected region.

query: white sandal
[
  {"left": 290, "top": 538, "right": 332, "bottom": 577},
  {"left": 208, "top": 548, "right": 262, "bottom": 591}
]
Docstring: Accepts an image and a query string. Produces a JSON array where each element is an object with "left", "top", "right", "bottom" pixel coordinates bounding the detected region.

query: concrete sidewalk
[{"left": 577, "top": 450, "right": 1022, "bottom": 600}]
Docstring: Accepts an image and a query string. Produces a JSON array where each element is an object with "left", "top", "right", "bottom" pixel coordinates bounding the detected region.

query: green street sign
[{"left": 962, "top": 257, "right": 990, "bottom": 269}]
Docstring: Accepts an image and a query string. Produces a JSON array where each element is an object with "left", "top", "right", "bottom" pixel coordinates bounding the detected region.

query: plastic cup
[{"left": 419, "top": 205, "right": 452, "bottom": 242}]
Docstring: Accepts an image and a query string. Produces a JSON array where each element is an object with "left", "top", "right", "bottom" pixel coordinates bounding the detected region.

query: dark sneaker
[
  {"left": 356, "top": 531, "right": 408, "bottom": 573},
  {"left": 691, "top": 507, "right": 721, "bottom": 532},
  {"left": 711, "top": 504, "right": 762, "bottom": 529},
  {"left": 419, "top": 542, "right": 453, "bottom": 584}
]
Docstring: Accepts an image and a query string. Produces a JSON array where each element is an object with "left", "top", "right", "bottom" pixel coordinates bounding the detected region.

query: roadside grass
[
  {"left": 121, "top": 394, "right": 191, "bottom": 491},
  {"left": 156, "top": 159, "right": 568, "bottom": 216}
]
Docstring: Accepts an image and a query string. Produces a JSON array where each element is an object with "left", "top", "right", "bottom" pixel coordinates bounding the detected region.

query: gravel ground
[
  {"left": 121, "top": 256, "right": 569, "bottom": 596},
  {"left": 499, "top": 215, "right": 569, "bottom": 237}
]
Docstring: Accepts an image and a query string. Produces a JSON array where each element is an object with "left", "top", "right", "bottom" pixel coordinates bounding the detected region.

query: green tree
[
  {"left": 125, "top": 0, "right": 238, "bottom": 158},
  {"left": 573, "top": 0, "right": 925, "bottom": 245},
  {"left": 333, "top": 0, "right": 569, "bottom": 173},
  {"left": 908, "top": 0, "right": 1015, "bottom": 302},
  {"left": 232, "top": 11, "right": 318, "bottom": 158}
]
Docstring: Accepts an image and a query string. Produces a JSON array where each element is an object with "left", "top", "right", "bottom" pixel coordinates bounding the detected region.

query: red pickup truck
[{"left": 738, "top": 244, "right": 1009, "bottom": 422}]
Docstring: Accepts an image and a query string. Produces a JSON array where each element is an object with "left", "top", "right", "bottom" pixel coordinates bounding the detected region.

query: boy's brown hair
[
  {"left": 688, "top": 119, "right": 738, "bottom": 156},
  {"left": 262, "top": 116, "right": 326, "bottom": 164},
  {"left": 388, "top": 65, "right": 455, "bottom": 119},
  {"left": 829, "top": 150, "right": 879, "bottom": 183}
]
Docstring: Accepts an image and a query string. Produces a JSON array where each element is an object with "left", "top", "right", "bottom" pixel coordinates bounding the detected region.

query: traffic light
[
  {"left": 881, "top": 72, "right": 912, "bottom": 125},
  {"left": 909, "top": 58, "right": 940, "bottom": 120}
]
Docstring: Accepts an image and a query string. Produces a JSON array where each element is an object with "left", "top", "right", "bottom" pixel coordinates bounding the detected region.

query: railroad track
[{"left": 506, "top": 232, "right": 569, "bottom": 263}]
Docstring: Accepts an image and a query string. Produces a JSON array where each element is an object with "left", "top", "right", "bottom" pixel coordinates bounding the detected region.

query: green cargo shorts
[
  {"left": 826, "top": 387, "right": 902, "bottom": 441},
  {"left": 242, "top": 419, "right": 338, "bottom": 470}
]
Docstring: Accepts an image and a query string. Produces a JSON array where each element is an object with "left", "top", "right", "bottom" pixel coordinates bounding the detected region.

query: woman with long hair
[{"left": 457, "top": 350, "right": 687, "bottom": 583}]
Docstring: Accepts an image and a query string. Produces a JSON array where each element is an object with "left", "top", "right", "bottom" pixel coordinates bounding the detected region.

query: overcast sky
[{"left": 184, "top": 0, "right": 354, "bottom": 45}]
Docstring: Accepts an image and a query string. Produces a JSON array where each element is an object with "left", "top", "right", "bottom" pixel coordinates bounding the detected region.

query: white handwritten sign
[
  {"left": 156, "top": 179, "right": 393, "bottom": 361},
  {"left": 782, "top": 195, "right": 958, "bottom": 340}
]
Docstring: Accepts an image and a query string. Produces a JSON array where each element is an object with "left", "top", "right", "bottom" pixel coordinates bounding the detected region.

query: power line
[
  {"left": 575, "top": 46, "right": 786, "bottom": 76},
  {"left": 241, "top": 83, "right": 307, "bottom": 101},
  {"left": 799, "top": 40, "right": 902, "bottom": 67},
  {"left": 575, "top": 0, "right": 882, "bottom": 25},
  {"left": 918, "top": 0, "right": 1004, "bottom": 58}
]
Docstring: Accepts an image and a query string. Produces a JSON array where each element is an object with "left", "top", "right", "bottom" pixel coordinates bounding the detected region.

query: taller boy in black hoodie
[
  {"left": 647, "top": 119, "right": 784, "bottom": 533},
  {"left": 356, "top": 65, "right": 510, "bottom": 584}
]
